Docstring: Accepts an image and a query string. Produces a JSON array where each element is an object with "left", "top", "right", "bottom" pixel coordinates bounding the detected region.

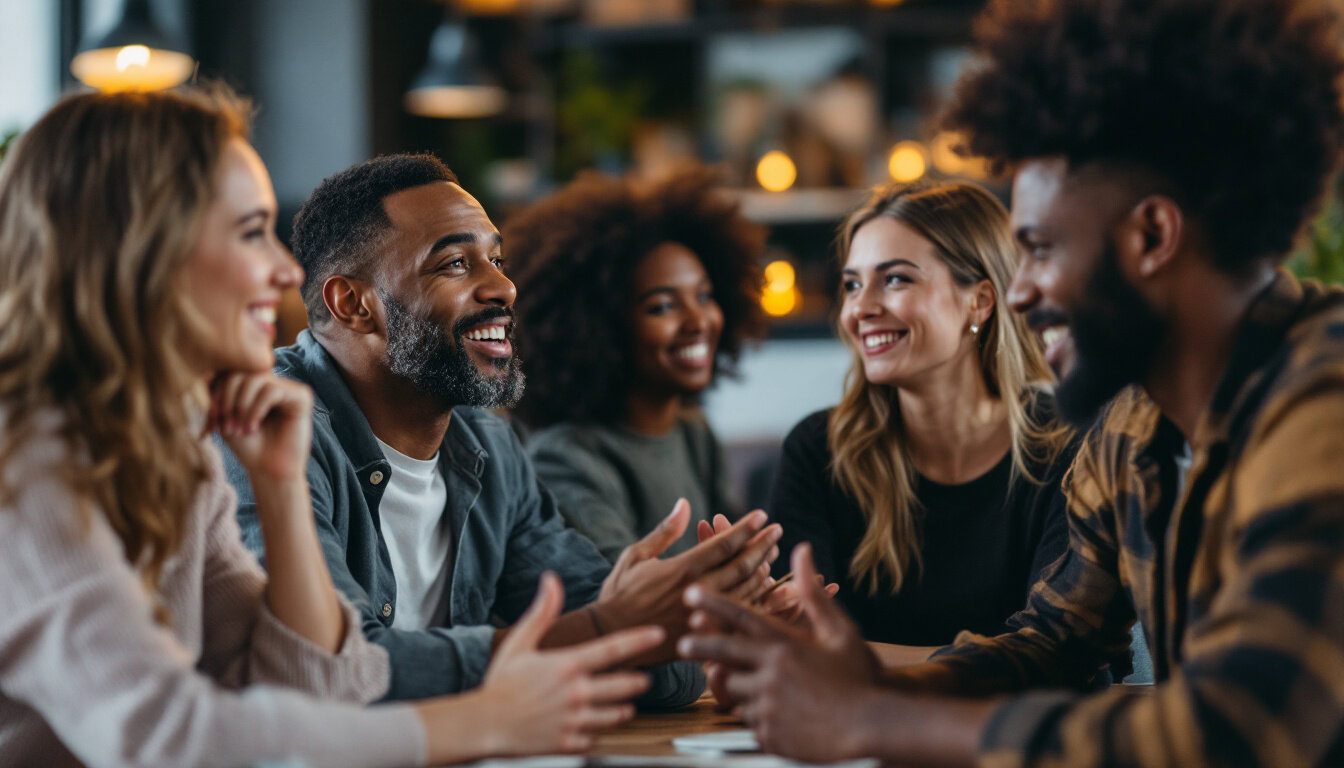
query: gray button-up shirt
[{"left": 223, "top": 330, "right": 703, "bottom": 705}]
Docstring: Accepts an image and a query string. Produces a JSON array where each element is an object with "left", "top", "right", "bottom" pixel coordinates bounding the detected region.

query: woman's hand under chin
[{"left": 209, "top": 371, "right": 313, "bottom": 484}]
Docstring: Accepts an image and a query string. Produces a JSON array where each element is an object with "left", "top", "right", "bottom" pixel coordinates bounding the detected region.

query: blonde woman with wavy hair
[
  {"left": 768, "top": 180, "right": 1077, "bottom": 664},
  {"left": 0, "top": 86, "right": 665, "bottom": 768}
]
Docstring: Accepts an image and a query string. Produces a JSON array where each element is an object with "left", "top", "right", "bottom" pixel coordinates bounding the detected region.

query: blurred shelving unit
[
  {"left": 731, "top": 188, "right": 868, "bottom": 225},
  {"left": 359, "top": 0, "right": 990, "bottom": 336}
]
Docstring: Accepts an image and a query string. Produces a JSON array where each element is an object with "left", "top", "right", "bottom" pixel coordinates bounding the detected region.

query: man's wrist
[
  {"left": 844, "top": 683, "right": 897, "bottom": 759},
  {"left": 849, "top": 686, "right": 998, "bottom": 766},
  {"left": 586, "top": 603, "right": 609, "bottom": 636}
]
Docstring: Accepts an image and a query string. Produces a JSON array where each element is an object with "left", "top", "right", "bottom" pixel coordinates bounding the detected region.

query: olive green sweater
[{"left": 528, "top": 413, "right": 739, "bottom": 562}]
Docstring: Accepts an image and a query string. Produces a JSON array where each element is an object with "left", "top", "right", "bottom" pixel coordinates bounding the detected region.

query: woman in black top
[{"left": 769, "top": 181, "right": 1077, "bottom": 659}]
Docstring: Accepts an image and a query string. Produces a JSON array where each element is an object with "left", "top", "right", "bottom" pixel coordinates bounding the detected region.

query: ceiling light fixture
[
  {"left": 405, "top": 11, "right": 506, "bottom": 119},
  {"left": 71, "top": 0, "right": 194, "bottom": 92}
]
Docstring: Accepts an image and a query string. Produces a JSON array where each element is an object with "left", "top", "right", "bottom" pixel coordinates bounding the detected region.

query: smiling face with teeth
[
  {"left": 182, "top": 138, "right": 303, "bottom": 376},
  {"left": 365, "top": 181, "right": 525, "bottom": 409},
  {"left": 1006, "top": 159, "right": 1168, "bottom": 425},
  {"left": 840, "top": 217, "right": 993, "bottom": 389},
  {"left": 629, "top": 242, "right": 724, "bottom": 401}
]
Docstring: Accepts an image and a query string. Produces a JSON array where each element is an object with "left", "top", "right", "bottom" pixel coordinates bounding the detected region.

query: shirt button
[
  {"left": 369, "top": 470, "right": 384, "bottom": 485},
  {"left": 381, "top": 603, "right": 392, "bottom": 617}
]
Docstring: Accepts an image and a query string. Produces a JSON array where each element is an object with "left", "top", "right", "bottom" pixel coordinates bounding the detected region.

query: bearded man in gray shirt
[{"left": 222, "top": 153, "right": 781, "bottom": 704}]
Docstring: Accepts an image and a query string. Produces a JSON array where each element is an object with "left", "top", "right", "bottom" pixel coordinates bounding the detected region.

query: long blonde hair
[
  {"left": 0, "top": 86, "right": 252, "bottom": 611},
  {"left": 828, "top": 180, "right": 1069, "bottom": 595}
]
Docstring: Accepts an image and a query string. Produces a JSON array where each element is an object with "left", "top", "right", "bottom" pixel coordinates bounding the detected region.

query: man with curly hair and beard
[
  {"left": 679, "top": 0, "right": 1344, "bottom": 766},
  {"left": 503, "top": 167, "right": 766, "bottom": 563},
  {"left": 220, "top": 153, "right": 790, "bottom": 706}
]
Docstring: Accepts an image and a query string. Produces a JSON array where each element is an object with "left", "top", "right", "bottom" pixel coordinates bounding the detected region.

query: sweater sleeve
[
  {"left": 0, "top": 436, "right": 425, "bottom": 768},
  {"left": 767, "top": 411, "right": 842, "bottom": 583},
  {"left": 196, "top": 443, "right": 392, "bottom": 703}
]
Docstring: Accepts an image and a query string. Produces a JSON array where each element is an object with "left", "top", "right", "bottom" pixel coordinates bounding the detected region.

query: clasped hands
[
  {"left": 587, "top": 499, "right": 784, "bottom": 664},
  {"left": 677, "top": 543, "right": 885, "bottom": 764}
]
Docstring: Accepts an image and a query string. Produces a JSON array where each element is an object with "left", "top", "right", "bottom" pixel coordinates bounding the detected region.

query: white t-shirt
[{"left": 374, "top": 437, "right": 452, "bottom": 631}]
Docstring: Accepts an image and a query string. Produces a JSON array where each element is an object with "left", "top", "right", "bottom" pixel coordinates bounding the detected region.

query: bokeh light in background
[
  {"left": 930, "top": 132, "right": 990, "bottom": 180},
  {"left": 756, "top": 151, "right": 798, "bottom": 192},
  {"left": 761, "top": 259, "right": 800, "bottom": 316},
  {"left": 459, "top": 0, "right": 523, "bottom": 14},
  {"left": 887, "top": 141, "right": 926, "bottom": 183}
]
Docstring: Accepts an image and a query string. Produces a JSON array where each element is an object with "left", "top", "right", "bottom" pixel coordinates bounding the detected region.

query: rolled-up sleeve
[
  {"left": 929, "top": 433, "right": 1135, "bottom": 696},
  {"left": 963, "top": 388, "right": 1344, "bottom": 768}
]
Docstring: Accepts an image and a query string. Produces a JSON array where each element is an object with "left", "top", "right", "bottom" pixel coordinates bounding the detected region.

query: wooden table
[{"left": 590, "top": 694, "right": 745, "bottom": 757}]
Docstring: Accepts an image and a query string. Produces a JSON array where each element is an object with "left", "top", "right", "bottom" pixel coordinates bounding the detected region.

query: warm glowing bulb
[
  {"left": 761, "top": 286, "right": 799, "bottom": 317},
  {"left": 756, "top": 151, "right": 797, "bottom": 193},
  {"left": 888, "top": 141, "right": 927, "bottom": 183},
  {"left": 72, "top": 44, "right": 194, "bottom": 92},
  {"left": 115, "top": 45, "right": 151, "bottom": 72},
  {"left": 459, "top": 0, "right": 521, "bottom": 13},
  {"left": 763, "top": 260, "right": 796, "bottom": 293},
  {"left": 930, "top": 132, "right": 966, "bottom": 175}
]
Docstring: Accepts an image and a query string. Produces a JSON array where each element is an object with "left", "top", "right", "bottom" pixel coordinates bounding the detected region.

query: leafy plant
[
  {"left": 554, "top": 52, "right": 648, "bottom": 179},
  {"left": 1288, "top": 172, "right": 1344, "bottom": 284},
  {"left": 0, "top": 129, "right": 18, "bottom": 164}
]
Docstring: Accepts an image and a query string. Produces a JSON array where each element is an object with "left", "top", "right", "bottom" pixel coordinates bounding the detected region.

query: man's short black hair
[
  {"left": 291, "top": 153, "right": 459, "bottom": 325},
  {"left": 941, "top": 0, "right": 1344, "bottom": 274}
]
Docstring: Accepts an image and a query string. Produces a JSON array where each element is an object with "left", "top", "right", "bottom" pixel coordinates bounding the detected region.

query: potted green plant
[{"left": 1289, "top": 172, "right": 1344, "bottom": 285}]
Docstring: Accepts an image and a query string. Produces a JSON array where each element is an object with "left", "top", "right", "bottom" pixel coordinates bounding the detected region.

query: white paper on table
[
  {"left": 672, "top": 729, "right": 759, "bottom": 754},
  {"left": 466, "top": 754, "right": 879, "bottom": 768}
]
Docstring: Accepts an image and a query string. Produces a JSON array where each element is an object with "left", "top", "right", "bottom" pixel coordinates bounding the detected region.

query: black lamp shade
[{"left": 405, "top": 22, "right": 506, "bottom": 118}]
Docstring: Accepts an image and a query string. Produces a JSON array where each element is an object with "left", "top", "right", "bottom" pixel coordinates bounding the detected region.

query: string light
[
  {"left": 761, "top": 259, "right": 800, "bottom": 317},
  {"left": 887, "top": 141, "right": 927, "bottom": 183},
  {"left": 756, "top": 151, "right": 797, "bottom": 192}
]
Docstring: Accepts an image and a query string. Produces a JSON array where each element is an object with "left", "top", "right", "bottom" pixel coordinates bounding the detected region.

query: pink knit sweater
[{"left": 0, "top": 412, "right": 426, "bottom": 767}]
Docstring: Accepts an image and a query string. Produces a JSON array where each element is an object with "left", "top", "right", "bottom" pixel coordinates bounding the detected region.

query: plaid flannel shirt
[{"left": 931, "top": 269, "right": 1344, "bottom": 768}]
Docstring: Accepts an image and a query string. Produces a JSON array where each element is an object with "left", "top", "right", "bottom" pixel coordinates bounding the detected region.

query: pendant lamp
[
  {"left": 71, "top": 0, "right": 194, "bottom": 92},
  {"left": 404, "top": 11, "right": 506, "bottom": 118}
]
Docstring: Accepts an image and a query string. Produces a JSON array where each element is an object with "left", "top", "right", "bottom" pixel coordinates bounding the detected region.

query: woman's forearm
[
  {"left": 252, "top": 477, "right": 345, "bottom": 652},
  {"left": 415, "top": 692, "right": 500, "bottom": 765},
  {"left": 869, "top": 641, "right": 941, "bottom": 669}
]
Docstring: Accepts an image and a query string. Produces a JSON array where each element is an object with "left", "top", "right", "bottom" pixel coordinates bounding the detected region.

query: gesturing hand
[
  {"left": 210, "top": 372, "right": 313, "bottom": 484},
  {"left": 473, "top": 572, "right": 663, "bottom": 755},
  {"left": 593, "top": 499, "right": 782, "bottom": 664},
  {"left": 695, "top": 513, "right": 839, "bottom": 624},
  {"left": 677, "top": 544, "right": 880, "bottom": 763}
]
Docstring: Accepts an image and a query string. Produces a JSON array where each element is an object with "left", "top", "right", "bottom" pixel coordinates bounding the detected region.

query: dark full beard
[
  {"left": 1054, "top": 242, "right": 1166, "bottom": 426},
  {"left": 382, "top": 294, "right": 525, "bottom": 410}
]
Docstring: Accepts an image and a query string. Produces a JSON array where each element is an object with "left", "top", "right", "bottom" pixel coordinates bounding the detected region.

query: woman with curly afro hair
[{"left": 503, "top": 166, "right": 767, "bottom": 562}]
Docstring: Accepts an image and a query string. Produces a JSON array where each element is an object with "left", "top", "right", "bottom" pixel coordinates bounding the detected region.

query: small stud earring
[{"left": 969, "top": 323, "right": 980, "bottom": 335}]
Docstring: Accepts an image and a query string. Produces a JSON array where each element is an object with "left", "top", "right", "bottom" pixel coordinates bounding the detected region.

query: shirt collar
[
  {"left": 1119, "top": 268, "right": 1305, "bottom": 470},
  {"left": 279, "top": 329, "right": 487, "bottom": 478}
]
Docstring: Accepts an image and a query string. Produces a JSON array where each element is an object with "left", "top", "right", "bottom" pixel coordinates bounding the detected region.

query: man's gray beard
[{"left": 382, "top": 294, "right": 525, "bottom": 410}]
